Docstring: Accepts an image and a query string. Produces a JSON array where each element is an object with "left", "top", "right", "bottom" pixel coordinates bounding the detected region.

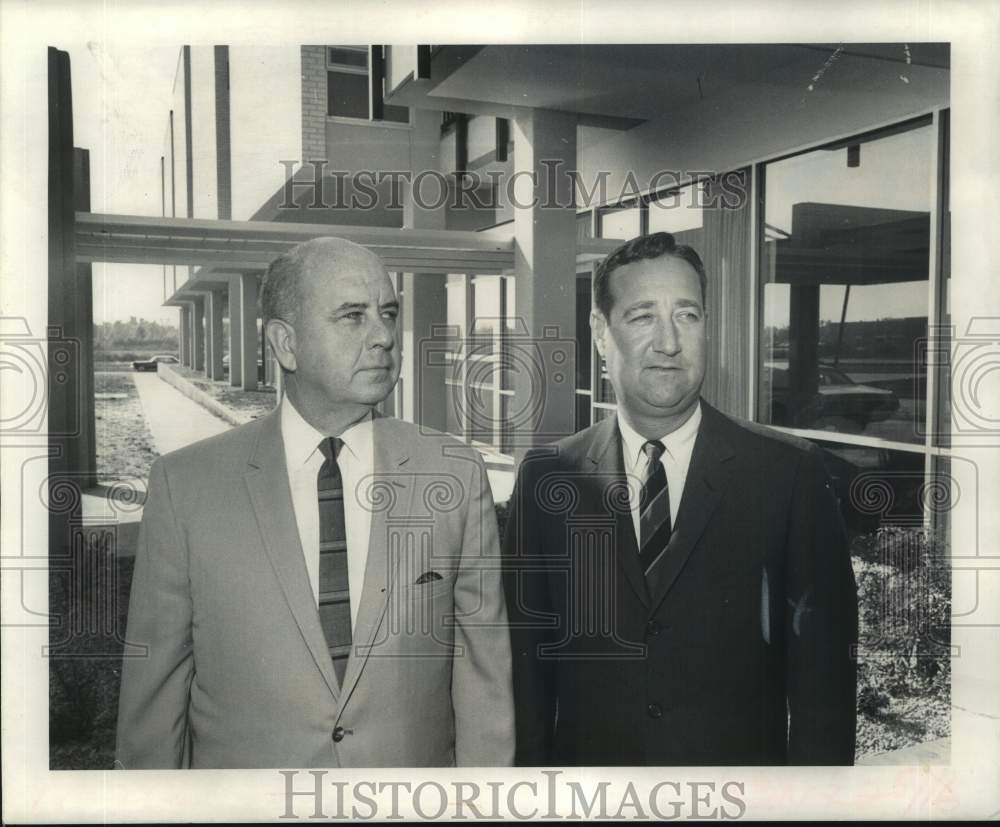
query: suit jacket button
[
  {"left": 332, "top": 726, "right": 345, "bottom": 743},
  {"left": 646, "top": 620, "right": 661, "bottom": 636},
  {"left": 647, "top": 703, "right": 663, "bottom": 719}
]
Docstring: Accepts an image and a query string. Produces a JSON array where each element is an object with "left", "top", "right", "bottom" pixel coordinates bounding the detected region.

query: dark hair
[{"left": 593, "top": 231, "right": 707, "bottom": 318}]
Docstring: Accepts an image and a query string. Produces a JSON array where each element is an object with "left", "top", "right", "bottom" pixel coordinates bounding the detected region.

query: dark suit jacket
[{"left": 502, "top": 400, "right": 857, "bottom": 766}]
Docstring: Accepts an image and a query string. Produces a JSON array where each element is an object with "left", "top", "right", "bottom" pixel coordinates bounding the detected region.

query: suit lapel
[
  {"left": 243, "top": 410, "right": 340, "bottom": 702},
  {"left": 336, "top": 416, "right": 412, "bottom": 715},
  {"left": 647, "top": 402, "right": 736, "bottom": 612},
  {"left": 588, "top": 415, "right": 649, "bottom": 608}
]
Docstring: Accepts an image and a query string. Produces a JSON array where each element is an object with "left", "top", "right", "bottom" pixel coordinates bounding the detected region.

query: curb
[{"left": 157, "top": 364, "right": 249, "bottom": 427}]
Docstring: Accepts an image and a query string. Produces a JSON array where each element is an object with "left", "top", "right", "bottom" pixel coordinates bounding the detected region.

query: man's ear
[
  {"left": 590, "top": 309, "right": 607, "bottom": 359},
  {"left": 265, "top": 318, "right": 297, "bottom": 372}
]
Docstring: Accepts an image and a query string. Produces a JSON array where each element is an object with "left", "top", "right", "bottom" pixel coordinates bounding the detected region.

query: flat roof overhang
[
  {"left": 76, "top": 212, "right": 517, "bottom": 274},
  {"left": 75, "top": 212, "right": 624, "bottom": 304}
]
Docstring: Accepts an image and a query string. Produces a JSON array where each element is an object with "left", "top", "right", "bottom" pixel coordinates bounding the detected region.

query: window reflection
[
  {"left": 758, "top": 119, "right": 933, "bottom": 444},
  {"left": 813, "top": 440, "right": 928, "bottom": 540}
]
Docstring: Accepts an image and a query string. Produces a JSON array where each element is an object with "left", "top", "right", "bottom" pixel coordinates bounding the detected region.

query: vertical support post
[
  {"left": 192, "top": 297, "right": 205, "bottom": 371},
  {"left": 47, "top": 47, "right": 79, "bottom": 557},
  {"left": 401, "top": 108, "right": 449, "bottom": 430},
  {"left": 205, "top": 290, "right": 224, "bottom": 381},
  {"left": 228, "top": 276, "right": 242, "bottom": 386},
  {"left": 787, "top": 283, "right": 820, "bottom": 424},
  {"left": 179, "top": 305, "right": 191, "bottom": 366},
  {"left": 73, "top": 147, "right": 97, "bottom": 488},
  {"left": 511, "top": 108, "right": 578, "bottom": 460},
  {"left": 237, "top": 273, "right": 259, "bottom": 391}
]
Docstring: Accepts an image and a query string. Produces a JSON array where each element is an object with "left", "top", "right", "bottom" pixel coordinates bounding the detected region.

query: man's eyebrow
[
  {"left": 380, "top": 300, "right": 400, "bottom": 311},
  {"left": 621, "top": 298, "right": 704, "bottom": 314},
  {"left": 622, "top": 300, "right": 656, "bottom": 314},
  {"left": 333, "top": 301, "right": 369, "bottom": 313}
]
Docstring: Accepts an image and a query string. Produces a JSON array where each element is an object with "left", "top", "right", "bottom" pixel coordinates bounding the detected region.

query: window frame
[{"left": 325, "top": 45, "right": 411, "bottom": 127}]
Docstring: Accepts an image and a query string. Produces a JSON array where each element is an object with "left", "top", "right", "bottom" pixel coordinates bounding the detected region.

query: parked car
[
  {"left": 766, "top": 363, "right": 900, "bottom": 428},
  {"left": 132, "top": 354, "right": 179, "bottom": 372}
]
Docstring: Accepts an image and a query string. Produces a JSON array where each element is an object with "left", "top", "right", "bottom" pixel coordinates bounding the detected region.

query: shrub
[
  {"left": 852, "top": 526, "right": 951, "bottom": 716},
  {"left": 49, "top": 535, "right": 134, "bottom": 769}
]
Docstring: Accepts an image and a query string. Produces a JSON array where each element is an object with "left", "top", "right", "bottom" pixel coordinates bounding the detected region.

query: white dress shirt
[
  {"left": 618, "top": 401, "right": 702, "bottom": 544},
  {"left": 280, "top": 397, "right": 374, "bottom": 630}
]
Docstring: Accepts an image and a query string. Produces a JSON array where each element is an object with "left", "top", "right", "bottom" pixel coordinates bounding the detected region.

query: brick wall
[{"left": 301, "top": 46, "right": 327, "bottom": 163}]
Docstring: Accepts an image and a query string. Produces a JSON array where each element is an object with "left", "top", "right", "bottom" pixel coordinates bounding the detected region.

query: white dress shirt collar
[
  {"left": 618, "top": 401, "right": 702, "bottom": 474},
  {"left": 280, "top": 396, "right": 373, "bottom": 466}
]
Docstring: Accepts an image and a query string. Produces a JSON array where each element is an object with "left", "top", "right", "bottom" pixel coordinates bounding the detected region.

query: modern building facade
[{"left": 159, "top": 43, "right": 952, "bottom": 533}]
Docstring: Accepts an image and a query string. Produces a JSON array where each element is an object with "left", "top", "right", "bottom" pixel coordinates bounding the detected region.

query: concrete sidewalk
[
  {"left": 83, "top": 371, "right": 515, "bottom": 538},
  {"left": 81, "top": 372, "right": 233, "bottom": 534},
  {"left": 132, "top": 371, "right": 231, "bottom": 454}
]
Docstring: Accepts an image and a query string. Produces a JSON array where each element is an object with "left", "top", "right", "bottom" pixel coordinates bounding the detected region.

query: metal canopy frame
[
  {"left": 75, "top": 211, "right": 624, "bottom": 303},
  {"left": 75, "top": 212, "right": 517, "bottom": 274}
]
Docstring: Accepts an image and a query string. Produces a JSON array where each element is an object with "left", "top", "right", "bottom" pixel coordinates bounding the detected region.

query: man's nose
[
  {"left": 368, "top": 315, "right": 396, "bottom": 349},
  {"left": 652, "top": 317, "right": 681, "bottom": 355}
]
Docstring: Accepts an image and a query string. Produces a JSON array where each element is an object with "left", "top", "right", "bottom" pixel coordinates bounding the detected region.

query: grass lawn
[{"left": 94, "top": 372, "right": 159, "bottom": 482}]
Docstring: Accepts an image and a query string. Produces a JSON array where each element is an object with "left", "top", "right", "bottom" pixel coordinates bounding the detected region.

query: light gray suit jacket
[{"left": 116, "top": 411, "right": 514, "bottom": 768}]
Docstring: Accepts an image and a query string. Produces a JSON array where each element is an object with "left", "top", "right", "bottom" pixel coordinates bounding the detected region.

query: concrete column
[
  {"left": 402, "top": 107, "right": 449, "bottom": 430},
  {"left": 179, "top": 305, "right": 191, "bottom": 366},
  {"left": 231, "top": 272, "right": 258, "bottom": 390},
  {"left": 403, "top": 273, "right": 449, "bottom": 431},
  {"left": 192, "top": 297, "right": 205, "bottom": 371},
  {"left": 227, "top": 276, "right": 242, "bottom": 386},
  {"left": 73, "top": 147, "right": 97, "bottom": 488},
  {"left": 511, "top": 108, "right": 578, "bottom": 458},
  {"left": 205, "top": 290, "right": 224, "bottom": 381},
  {"left": 46, "top": 47, "right": 84, "bottom": 549}
]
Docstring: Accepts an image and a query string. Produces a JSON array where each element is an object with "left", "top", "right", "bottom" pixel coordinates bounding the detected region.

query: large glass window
[
  {"left": 598, "top": 202, "right": 641, "bottom": 239},
  {"left": 758, "top": 117, "right": 933, "bottom": 444},
  {"left": 812, "top": 439, "right": 929, "bottom": 542},
  {"left": 647, "top": 182, "right": 704, "bottom": 240},
  {"left": 443, "top": 274, "right": 515, "bottom": 455},
  {"left": 327, "top": 46, "right": 409, "bottom": 124}
]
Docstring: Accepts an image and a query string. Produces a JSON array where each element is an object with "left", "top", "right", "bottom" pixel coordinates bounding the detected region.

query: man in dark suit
[{"left": 503, "top": 231, "right": 857, "bottom": 766}]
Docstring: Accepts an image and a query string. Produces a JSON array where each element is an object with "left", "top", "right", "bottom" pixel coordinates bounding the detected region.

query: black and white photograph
[{"left": 2, "top": 0, "right": 998, "bottom": 821}]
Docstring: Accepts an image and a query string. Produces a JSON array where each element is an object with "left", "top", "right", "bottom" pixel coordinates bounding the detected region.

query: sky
[{"left": 69, "top": 41, "right": 181, "bottom": 325}]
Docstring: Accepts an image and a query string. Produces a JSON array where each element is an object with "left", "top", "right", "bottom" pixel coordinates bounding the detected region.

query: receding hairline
[
  {"left": 261, "top": 237, "right": 390, "bottom": 325},
  {"left": 296, "top": 237, "right": 388, "bottom": 279},
  {"left": 605, "top": 253, "right": 705, "bottom": 312}
]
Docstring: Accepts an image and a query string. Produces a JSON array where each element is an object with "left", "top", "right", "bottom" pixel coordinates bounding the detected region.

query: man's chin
[{"left": 637, "top": 391, "right": 700, "bottom": 416}]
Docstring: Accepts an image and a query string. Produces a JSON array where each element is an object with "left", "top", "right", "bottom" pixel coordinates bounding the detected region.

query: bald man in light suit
[{"left": 117, "top": 238, "right": 513, "bottom": 768}]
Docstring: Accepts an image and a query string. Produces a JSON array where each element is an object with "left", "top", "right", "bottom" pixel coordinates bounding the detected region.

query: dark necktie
[
  {"left": 317, "top": 437, "right": 351, "bottom": 685},
  {"left": 637, "top": 439, "right": 672, "bottom": 577}
]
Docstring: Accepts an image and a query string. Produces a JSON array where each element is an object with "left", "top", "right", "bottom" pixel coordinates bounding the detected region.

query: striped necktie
[
  {"left": 637, "top": 439, "right": 672, "bottom": 577},
  {"left": 317, "top": 437, "right": 351, "bottom": 685}
]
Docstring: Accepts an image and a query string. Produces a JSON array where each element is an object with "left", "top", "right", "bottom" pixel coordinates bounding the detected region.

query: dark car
[
  {"left": 132, "top": 354, "right": 180, "bottom": 372},
  {"left": 766, "top": 363, "right": 900, "bottom": 429}
]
